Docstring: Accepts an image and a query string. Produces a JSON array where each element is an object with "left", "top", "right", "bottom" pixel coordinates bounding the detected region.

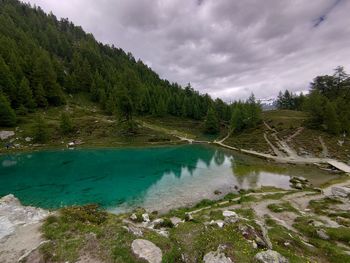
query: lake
[{"left": 0, "top": 145, "right": 337, "bottom": 213}]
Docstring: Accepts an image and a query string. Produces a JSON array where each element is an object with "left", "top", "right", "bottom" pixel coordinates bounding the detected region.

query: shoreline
[{"left": 1, "top": 177, "right": 350, "bottom": 262}]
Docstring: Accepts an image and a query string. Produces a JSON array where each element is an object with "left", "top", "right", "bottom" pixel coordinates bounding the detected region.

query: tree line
[
  {"left": 276, "top": 66, "right": 350, "bottom": 135},
  {"left": 0, "top": 0, "right": 263, "bottom": 136}
]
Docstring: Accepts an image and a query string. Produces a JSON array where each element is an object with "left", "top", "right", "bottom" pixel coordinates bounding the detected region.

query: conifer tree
[
  {"left": 323, "top": 102, "right": 340, "bottom": 135},
  {"left": 17, "top": 77, "right": 36, "bottom": 111},
  {"left": 205, "top": 107, "right": 220, "bottom": 134},
  {"left": 60, "top": 112, "right": 74, "bottom": 135},
  {"left": 33, "top": 117, "right": 50, "bottom": 143},
  {"left": 0, "top": 93, "right": 16, "bottom": 127}
]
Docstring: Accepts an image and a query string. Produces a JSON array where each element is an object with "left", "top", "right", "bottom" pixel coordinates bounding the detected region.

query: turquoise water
[{"left": 0, "top": 145, "right": 334, "bottom": 212}]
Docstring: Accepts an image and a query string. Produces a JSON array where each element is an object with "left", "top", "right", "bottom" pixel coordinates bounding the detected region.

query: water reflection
[{"left": 0, "top": 145, "right": 336, "bottom": 212}]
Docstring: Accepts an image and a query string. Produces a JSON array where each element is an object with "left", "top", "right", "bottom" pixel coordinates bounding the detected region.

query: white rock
[
  {"left": 130, "top": 213, "right": 138, "bottom": 221},
  {"left": 25, "top": 137, "right": 33, "bottom": 142},
  {"left": 155, "top": 229, "right": 169, "bottom": 238},
  {"left": 131, "top": 239, "right": 162, "bottom": 263},
  {"left": 216, "top": 220, "right": 225, "bottom": 228},
  {"left": 331, "top": 186, "right": 350, "bottom": 198},
  {"left": 142, "top": 213, "right": 150, "bottom": 222},
  {"left": 203, "top": 250, "right": 232, "bottom": 263},
  {"left": 0, "top": 195, "right": 49, "bottom": 241},
  {"left": 0, "top": 131, "right": 15, "bottom": 140},
  {"left": 316, "top": 229, "right": 329, "bottom": 240},
  {"left": 254, "top": 250, "right": 289, "bottom": 263},
  {"left": 223, "top": 210, "right": 237, "bottom": 218},
  {"left": 170, "top": 217, "right": 182, "bottom": 226}
]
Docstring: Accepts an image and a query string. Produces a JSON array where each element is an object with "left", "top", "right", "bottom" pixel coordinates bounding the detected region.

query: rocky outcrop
[
  {"left": 203, "top": 245, "right": 233, "bottom": 263},
  {"left": 131, "top": 239, "right": 162, "bottom": 263},
  {"left": 316, "top": 229, "right": 329, "bottom": 240},
  {"left": 331, "top": 186, "right": 350, "bottom": 198},
  {"left": 203, "top": 250, "right": 232, "bottom": 263},
  {"left": 0, "top": 194, "right": 49, "bottom": 241},
  {"left": 0, "top": 131, "right": 15, "bottom": 140},
  {"left": 289, "top": 177, "right": 310, "bottom": 190},
  {"left": 254, "top": 250, "right": 288, "bottom": 263}
]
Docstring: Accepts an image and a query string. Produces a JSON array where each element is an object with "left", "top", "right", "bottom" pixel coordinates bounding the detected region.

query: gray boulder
[
  {"left": 254, "top": 250, "right": 288, "bottom": 263},
  {"left": 316, "top": 229, "right": 329, "bottom": 240},
  {"left": 331, "top": 186, "right": 350, "bottom": 198},
  {"left": 203, "top": 250, "right": 232, "bottom": 263},
  {"left": 0, "top": 131, "right": 15, "bottom": 140},
  {"left": 131, "top": 239, "right": 162, "bottom": 263}
]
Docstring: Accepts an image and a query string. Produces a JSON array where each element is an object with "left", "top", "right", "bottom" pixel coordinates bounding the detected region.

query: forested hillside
[
  {"left": 276, "top": 67, "right": 350, "bottom": 135},
  {"left": 0, "top": 0, "right": 233, "bottom": 128}
]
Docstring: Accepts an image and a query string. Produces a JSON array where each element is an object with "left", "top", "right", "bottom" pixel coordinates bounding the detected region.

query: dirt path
[
  {"left": 263, "top": 133, "right": 285, "bottom": 157},
  {"left": 319, "top": 136, "right": 329, "bottom": 158},
  {"left": 286, "top": 127, "right": 304, "bottom": 142}
]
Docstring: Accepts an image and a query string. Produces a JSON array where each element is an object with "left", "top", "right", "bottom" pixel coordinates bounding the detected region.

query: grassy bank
[{"left": 31, "top": 183, "right": 350, "bottom": 263}]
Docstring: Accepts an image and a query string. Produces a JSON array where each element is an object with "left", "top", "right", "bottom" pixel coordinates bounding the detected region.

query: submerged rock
[
  {"left": 131, "top": 239, "right": 162, "bottom": 263},
  {"left": 254, "top": 250, "right": 288, "bottom": 263}
]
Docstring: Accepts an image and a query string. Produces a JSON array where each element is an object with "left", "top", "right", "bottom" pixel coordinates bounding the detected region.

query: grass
[
  {"left": 293, "top": 216, "right": 350, "bottom": 263},
  {"left": 224, "top": 125, "right": 271, "bottom": 153},
  {"left": 1, "top": 93, "right": 205, "bottom": 154},
  {"left": 267, "top": 202, "right": 300, "bottom": 214},
  {"left": 265, "top": 217, "right": 318, "bottom": 262},
  {"left": 308, "top": 197, "right": 343, "bottom": 217},
  {"left": 37, "top": 184, "right": 350, "bottom": 263}
]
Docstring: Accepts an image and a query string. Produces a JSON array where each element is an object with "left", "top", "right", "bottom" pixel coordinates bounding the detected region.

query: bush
[{"left": 60, "top": 204, "right": 107, "bottom": 225}]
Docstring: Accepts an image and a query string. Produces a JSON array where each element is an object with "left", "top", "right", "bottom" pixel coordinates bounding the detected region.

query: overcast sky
[{"left": 24, "top": 0, "right": 350, "bottom": 101}]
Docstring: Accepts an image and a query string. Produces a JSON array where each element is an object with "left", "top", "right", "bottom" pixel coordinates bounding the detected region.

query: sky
[{"left": 23, "top": 0, "right": 350, "bottom": 101}]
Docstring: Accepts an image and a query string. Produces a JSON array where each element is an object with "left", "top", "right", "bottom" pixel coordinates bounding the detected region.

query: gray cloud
[{"left": 23, "top": 0, "right": 350, "bottom": 101}]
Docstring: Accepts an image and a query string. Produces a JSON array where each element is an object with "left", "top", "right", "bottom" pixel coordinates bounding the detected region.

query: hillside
[
  {"left": 0, "top": 0, "right": 231, "bottom": 129},
  {"left": 224, "top": 110, "right": 350, "bottom": 163}
]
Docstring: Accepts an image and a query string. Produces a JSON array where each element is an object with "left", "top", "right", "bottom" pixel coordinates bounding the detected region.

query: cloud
[{"left": 23, "top": 0, "right": 350, "bottom": 101}]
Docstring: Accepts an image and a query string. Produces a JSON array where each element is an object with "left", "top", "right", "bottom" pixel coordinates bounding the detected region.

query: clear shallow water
[{"left": 0, "top": 145, "right": 336, "bottom": 213}]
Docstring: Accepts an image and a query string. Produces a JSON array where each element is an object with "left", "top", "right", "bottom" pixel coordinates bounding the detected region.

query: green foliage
[
  {"left": 204, "top": 107, "right": 220, "bottom": 134},
  {"left": 0, "top": 92, "right": 16, "bottom": 126},
  {"left": 33, "top": 116, "right": 50, "bottom": 143},
  {"left": 60, "top": 204, "right": 107, "bottom": 225},
  {"left": 303, "top": 66, "right": 350, "bottom": 134},
  {"left": 0, "top": 0, "right": 223, "bottom": 124},
  {"left": 267, "top": 202, "right": 299, "bottom": 213},
  {"left": 230, "top": 94, "right": 262, "bottom": 133},
  {"left": 60, "top": 112, "right": 74, "bottom": 135},
  {"left": 276, "top": 90, "right": 305, "bottom": 111},
  {"left": 17, "top": 77, "right": 36, "bottom": 111}
]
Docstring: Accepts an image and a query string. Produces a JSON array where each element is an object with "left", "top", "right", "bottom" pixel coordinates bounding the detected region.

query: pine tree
[
  {"left": 204, "top": 107, "right": 219, "bottom": 134},
  {"left": 0, "top": 93, "right": 16, "bottom": 127},
  {"left": 60, "top": 112, "right": 74, "bottom": 135},
  {"left": 17, "top": 77, "right": 36, "bottom": 111},
  {"left": 33, "top": 117, "right": 50, "bottom": 143},
  {"left": 0, "top": 55, "right": 16, "bottom": 104},
  {"left": 33, "top": 84, "right": 48, "bottom": 108},
  {"left": 323, "top": 102, "right": 340, "bottom": 135},
  {"left": 105, "top": 94, "right": 117, "bottom": 115},
  {"left": 231, "top": 107, "right": 244, "bottom": 132}
]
